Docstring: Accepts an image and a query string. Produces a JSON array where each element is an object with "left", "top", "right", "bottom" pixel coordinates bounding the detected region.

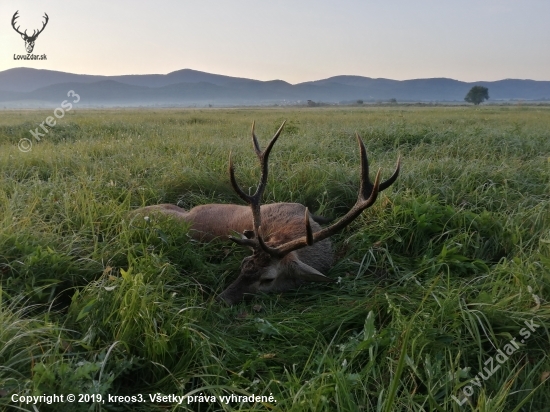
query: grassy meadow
[{"left": 0, "top": 106, "right": 549, "bottom": 411}]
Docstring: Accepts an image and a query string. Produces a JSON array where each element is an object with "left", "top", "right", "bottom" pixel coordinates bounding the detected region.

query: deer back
[{"left": 134, "top": 202, "right": 333, "bottom": 273}]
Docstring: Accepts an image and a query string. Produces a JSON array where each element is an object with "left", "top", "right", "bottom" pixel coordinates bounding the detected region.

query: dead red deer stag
[{"left": 134, "top": 122, "right": 400, "bottom": 304}]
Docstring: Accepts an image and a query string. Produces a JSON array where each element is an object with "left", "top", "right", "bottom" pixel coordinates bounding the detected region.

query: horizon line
[{"left": 2, "top": 67, "right": 549, "bottom": 85}]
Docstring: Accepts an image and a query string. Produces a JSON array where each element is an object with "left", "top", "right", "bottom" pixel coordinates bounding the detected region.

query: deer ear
[{"left": 291, "top": 258, "right": 334, "bottom": 283}]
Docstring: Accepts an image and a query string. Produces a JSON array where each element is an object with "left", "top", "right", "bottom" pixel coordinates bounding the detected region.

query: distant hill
[
  {"left": 1, "top": 68, "right": 549, "bottom": 107},
  {"left": 0, "top": 68, "right": 265, "bottom": 93}
]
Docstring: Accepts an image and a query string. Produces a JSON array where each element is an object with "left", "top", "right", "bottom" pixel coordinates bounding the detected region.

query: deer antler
[
  {"left": 229, "top": 124, "right": 400, "bottom": 257},
  {"left": 11, "top": 11, "right": 26, "bottom": 37},
  {"left": 31, "top": 13, "right": 49, "bottom": 39},
  {"left": 11, "top": 11, "right": 49, "bottom": 40},
  {"left": 259, "top": 134, "right": 400, "bottom": 258},
  {"left": 228, "top": 121, "right": 286, "bottom": 248}
]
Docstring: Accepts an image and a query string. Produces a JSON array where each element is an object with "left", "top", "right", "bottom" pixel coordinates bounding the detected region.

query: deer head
[
  {"left": 217, "top": 122, "right": 400, "bottom": 305},
  {"left": 12, "top": 11, "right": 49, "bottom": 53}
]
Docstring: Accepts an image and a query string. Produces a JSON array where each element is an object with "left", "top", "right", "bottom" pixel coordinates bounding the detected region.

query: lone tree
[{"left": 465, "top": 86, "right": 489, "bottom": 105}]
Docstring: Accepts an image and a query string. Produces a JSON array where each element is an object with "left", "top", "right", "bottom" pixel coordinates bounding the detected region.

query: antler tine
[
  {"left": 251, "top": 120, "right": 286, "bottom": 193},
  {"left": 251, "top": 121, "right": 261, "bottom": 156},
  {"left": 228, "top": 231, "right": 258, "bottom": 248},
  {"left": 229, "top": 237, "right": 257, "bottom": 248},
  {"left": 261, "top": 120, "right": 286, "bottom": 160},
  {"left": 357, "top": 132, "right": 372, "bottom": 200},
  {"left": 229, "top": 151, "right": 252, "bottom": 204},
  {"left": 357, "top": 132, "right": 401, "bottom": 197},
  {"left": 379, "top": 156, "right": 401, "bottom": 191}
]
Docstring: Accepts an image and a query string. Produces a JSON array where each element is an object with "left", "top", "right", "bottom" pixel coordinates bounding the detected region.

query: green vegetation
[
  {"left": 465, "top": 86, "right": 490, "bottom": 106},
  {"left": 0, "top": 106, "right": 549, "bottom": 411}
]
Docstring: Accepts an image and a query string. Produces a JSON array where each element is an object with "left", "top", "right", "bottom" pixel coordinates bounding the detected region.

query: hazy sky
[{"left": 1, "top": 0, "right": 549, "bottom": 83}]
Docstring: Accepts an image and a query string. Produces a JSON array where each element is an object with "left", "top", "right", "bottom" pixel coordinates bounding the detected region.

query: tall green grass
[{"left": 0, "top": 106, "right": 549, "bottom": 411}]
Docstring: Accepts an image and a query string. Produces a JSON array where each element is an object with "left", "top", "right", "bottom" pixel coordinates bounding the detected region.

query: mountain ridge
[{"left": 1, "top": 67, "right": 549, "bottom": 107}]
